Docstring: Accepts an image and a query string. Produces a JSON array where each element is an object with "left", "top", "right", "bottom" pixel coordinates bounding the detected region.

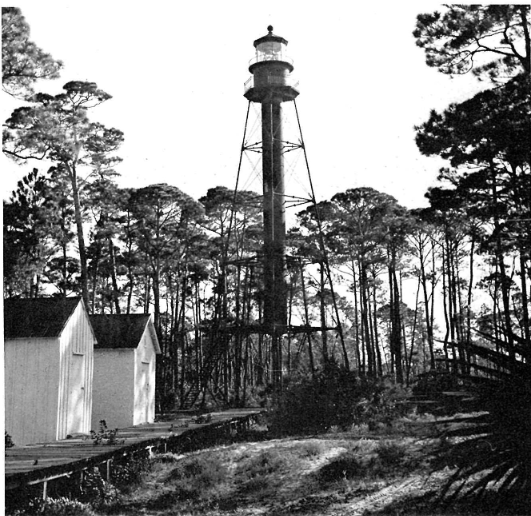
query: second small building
[{"left": 89, "top": 314, "right": 161, "bottom": 430}]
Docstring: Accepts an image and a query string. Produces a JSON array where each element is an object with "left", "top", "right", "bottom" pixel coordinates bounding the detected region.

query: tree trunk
[
  {"left": 300, "top": 267, "right": 316, "bottom": 377},
  {"left": 67, "top": 163, "right": 89, "bottom": 309},
  {"left": 441, "top": 242, "right": 451, "bottom": 368},
  {"left": 465, "top": 234, "right": 476, "bottom": 371},
  {"left": 419, "top": 237, "right": 435, "bottom": 368},
  {"left": 319, "top": 263, "right": 329, "bottom": 364},
  {"left": 350, "top": 258, "right": 362, "bottom": 371},
  {"left": 372, "top": 280, "right": 383, "bottom": 376},
  {"left": 490, "top": 162, "right": 516, "bottom": 359},
  {"left": 108, "top": 237, "right": 121, "bottom": 314},
  {"left": 388, "top": 247, "right": 403, "bottom": 384},
  {"left": 519, "top": 250, "right": 531, "bottom": 351},
  {"left": 360, "top": 263, "right": 374, "bottom": 376},
  {"left": 234, "top": 265, "right": 242, "bottom": 405}
]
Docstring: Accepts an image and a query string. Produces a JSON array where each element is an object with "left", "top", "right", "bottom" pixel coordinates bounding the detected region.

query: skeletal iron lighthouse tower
[
  {"left": 243, "top": 26, "right": 300, "bottom": 390},
  {"left": 187, "top": 27, "right": 346, "bottom": 407},
  {"left": 244, "top": 26, "right": 299, "bottom": 335}
]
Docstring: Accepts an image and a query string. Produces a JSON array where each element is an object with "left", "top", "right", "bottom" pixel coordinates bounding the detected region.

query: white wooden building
[
  {"left": 89, "top": 314, "right": 160, "bottom": 430},
  {"left": 4, "top": 297, "right": 95, "bottom": 446}
]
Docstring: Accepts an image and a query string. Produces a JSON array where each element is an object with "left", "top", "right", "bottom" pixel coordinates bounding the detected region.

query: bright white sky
[{"left": 2, "top": 1, "right": 485, "bottom": 209}]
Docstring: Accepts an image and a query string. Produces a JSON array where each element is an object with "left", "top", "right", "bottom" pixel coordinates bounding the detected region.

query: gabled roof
[
  {"left": 90, "top": 314, "right": 161, "bottom": 353},
  {"left": 4, "top": 297, "right": 83, "bottom": 339}
]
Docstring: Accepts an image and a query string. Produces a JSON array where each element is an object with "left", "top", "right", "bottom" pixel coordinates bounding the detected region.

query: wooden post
[{"left": 106, "top": 459, "right": 112, "bottom": 481}]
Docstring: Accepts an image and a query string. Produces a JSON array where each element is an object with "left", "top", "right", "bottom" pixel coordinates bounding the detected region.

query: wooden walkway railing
[{"left": 5, "top": 409, "right": 261, "bottom": 502}]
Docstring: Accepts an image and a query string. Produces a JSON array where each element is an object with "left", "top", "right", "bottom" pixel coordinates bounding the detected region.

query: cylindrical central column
[{"left": 262, "top": 100, "right": 287, "bottom": 331}]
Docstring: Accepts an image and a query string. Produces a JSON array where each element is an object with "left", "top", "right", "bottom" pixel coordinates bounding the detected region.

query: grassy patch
[
  {"left": 376, "top": 441, "right": 406, "bottom": 467},
  {"left": 235, "top": 448, "right": 294, "bottom": 497},
  {"left": 316, "top": 439, "right": 413, "bottom": 487},
  {"left": 165, "top": 453, "right": 229, "bottom": 501},
  {"left": 293, "top": 440, "right": 325, "bottom": 458},
  {"left": 11, "top": 498, "right": 97, "bottom": 516}
]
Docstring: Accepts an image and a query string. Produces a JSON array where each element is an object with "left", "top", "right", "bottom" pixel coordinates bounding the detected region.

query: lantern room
[
  {"left": 244, "top": 26, "right": 299, "bottom": 103},
  {"left": 251, "top": 26, "right": 292, "bottom": 69}
]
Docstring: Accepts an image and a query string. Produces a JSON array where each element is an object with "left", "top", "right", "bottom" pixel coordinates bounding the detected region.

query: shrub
[
  {"left": 77, "top": 468, "right": 118, "bottom": 507},
  {"left": 353, "top": 378, "right": 410, "bottom": 429},
  {"left": 296, "top": 440, "right": 325, "bottom": 458},
  {"left": 268, "top": 364, "right": 409, "bottom": 436},
  {"left": 111, "top": 452, "right": 151, "bottom": 490},
  {"left": 235, "top": 449, "right": 291, "bottom": 497},
  {"left": 236, "top": 449, "right": 289, "bottom": 480},
  {"left": 267, "top": 365, "right": 363, "bottom": 435},
  {"left": 9, "top": 497, "right": 95, "bottom": 516},
  {"left": 90, "top": 420, "right": 120, "bottom": 446},
  {"left": 237, "top": 475, "right": 271, "bottom": 496},
  {"left": 5, "top": 431, "right": 15, "bottom": 448},
  {"left": 317, "top": 452, "right": 365, "bottom": 483},
  {"left": 318, "top": 442, "right": 408, "bottom": 484},
  {"left": 376, "top": 441, "right": 406, "bottom": 468}
]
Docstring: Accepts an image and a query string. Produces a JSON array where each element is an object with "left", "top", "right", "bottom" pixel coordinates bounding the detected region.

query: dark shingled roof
[
  {"left": 4, "top": 297, "right": 82, "bottom": 339},
  {"left": 90, "top": 314, "right": 153, "bottom": 349}
]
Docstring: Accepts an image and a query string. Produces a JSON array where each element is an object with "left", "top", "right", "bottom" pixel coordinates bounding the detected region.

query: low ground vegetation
[
  {"left": 8, "top": 371, "right": 530, "bottom": 515},
  {"left": 10, "top": 425, "right": 526, "bottom": 515}
]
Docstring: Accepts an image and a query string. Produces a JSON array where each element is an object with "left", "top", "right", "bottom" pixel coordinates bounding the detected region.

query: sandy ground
[
  {"left": 140, "top": 435, "right": 450, "bottom": 515},
  {"left": 87, "top": 432, "right": 527, "bottom": 515}
]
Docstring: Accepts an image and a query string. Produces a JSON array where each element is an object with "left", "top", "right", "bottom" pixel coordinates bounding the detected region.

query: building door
[
  {"left": 141, "top": 361, "right": 150, "bottom": 423},
  {"left": 66, "top": 353, "right": 86, "bottom": 435}
]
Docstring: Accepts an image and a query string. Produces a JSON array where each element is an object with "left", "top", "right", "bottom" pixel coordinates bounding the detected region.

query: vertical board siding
[
  {"left": 5, "top": 338, "right": 60, "bottom": 445},
  {"left": 91, "top": 350, "right": 135, "bottom": 430}
]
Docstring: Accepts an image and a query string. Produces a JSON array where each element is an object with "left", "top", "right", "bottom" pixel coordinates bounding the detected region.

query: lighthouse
[
  {"left": 244, "top": 26, "right": 299, "bottom": 337},
  {"left": 187, "top": 28, "right": 344, "bottom": 407},
  {"left": 188, "top": 27, "right": 343, "bottom": 406}
]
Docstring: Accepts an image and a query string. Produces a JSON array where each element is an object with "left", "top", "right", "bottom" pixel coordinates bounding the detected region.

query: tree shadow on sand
[{"left": 364, "top": 489, "right": 531, "bottom": 516}]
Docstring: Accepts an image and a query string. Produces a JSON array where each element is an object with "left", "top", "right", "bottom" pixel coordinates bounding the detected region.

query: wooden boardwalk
[{"left": 5, "top": 409, "right": 261, "bottom": 496}]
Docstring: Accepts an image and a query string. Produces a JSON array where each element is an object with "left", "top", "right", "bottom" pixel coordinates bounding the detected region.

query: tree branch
[
  {"left": 519, "top": 6, "right": 531, "bottom": 73},
  {"left": 473, "top": 36, "right": 516, "bottom": 59},
  {"left": 502, "top": 16, "right": 525, "bottom": 66},
  {"left": 3, "top": 148, "right": 48, "bottom": 161}
]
